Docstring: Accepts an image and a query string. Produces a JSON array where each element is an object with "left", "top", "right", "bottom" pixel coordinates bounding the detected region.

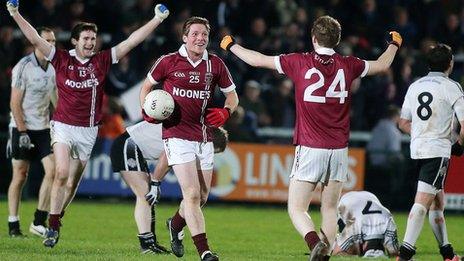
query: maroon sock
[
  {"left": 304, "top": 231, "right": 320, "bottom": 250},
  {"left": 171, "top": 210, "right": 186, "bottom": 232},
  {"left": 48, "top": 214, "right": 61, "bottom": 231},
  {"left": 192, "top": 233, "right": 210, "bottom": 257}
]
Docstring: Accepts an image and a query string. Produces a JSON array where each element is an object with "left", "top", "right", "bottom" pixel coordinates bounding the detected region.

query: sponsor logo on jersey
[
  {"left": 172, "top": 86, "right": 210, "bottom": 100},
  {"left": 189, "top": 71, "right": 200, "bottom": 76},
  {"left": 127, "top": 158, "right": 137, "bottom": 168},
  {"left": 174, "top": 71, "right": 186, "bottom": 78},
  {"left": 65, "top": 78, "right": 99, "bottom": 89}
]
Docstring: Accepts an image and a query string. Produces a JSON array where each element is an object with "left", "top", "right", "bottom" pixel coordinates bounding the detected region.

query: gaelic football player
[
  {"left": 110, "top": 121, "right": 228, "bottom": 254},
  {"left": 397, "top": 43, "right": 463, "bottom": 261},
  {"left": 333, "top": 191, "right": 399, "bottom": 258},
  {"left": 140, "top": 16, "right": 239, "bottom": 261},
  {"left": 7, "top": 27, "right": 56, "bottom": 238},
  {"left": 220, "top": 15, "right": 401, "bottom": 260},
  {"left": 6, "top": 0, "right": 169, "bottom": 248}
]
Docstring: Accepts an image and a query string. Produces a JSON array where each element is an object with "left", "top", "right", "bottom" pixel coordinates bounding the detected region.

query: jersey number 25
[{"left": 303, "top": 68, "right": 348, "bottom": 104}]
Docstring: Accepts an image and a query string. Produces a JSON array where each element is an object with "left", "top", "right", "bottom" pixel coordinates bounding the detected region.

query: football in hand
[{"left": 143, "top": 89, "right": 175, "bottom": 120}]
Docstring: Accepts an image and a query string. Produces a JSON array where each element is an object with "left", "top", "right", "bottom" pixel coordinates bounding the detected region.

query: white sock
[
  {"left": 8, "top": 216, "right": 19, "bottom": 222},
  {"left": 403, "top": 203, "right": 427, "bottom": 247},
  {"left": 429, "top": 210, "right": 450, "bottom": 246}
]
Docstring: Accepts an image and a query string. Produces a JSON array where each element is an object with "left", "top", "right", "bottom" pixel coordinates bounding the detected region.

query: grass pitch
[{"left": 0, "top": 200, "right": 462, "bottom": 260}]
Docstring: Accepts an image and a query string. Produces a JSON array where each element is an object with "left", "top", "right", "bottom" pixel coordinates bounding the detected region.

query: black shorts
[
  {"left": 110, "top": 131, "right": 148, "bottom": 173},
  {"left": 415, "top": 157, "right": 449, "bottom": 190},
  {"left": 10, "top": 128, "right": 52, "bottom": 161}
]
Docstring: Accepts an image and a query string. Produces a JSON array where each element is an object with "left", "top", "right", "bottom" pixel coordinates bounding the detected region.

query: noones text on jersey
[
  {"left": 172, "top": 86, "right": 210, "bottom": 100},
  {"left": 65, "top": 78, "right": 99, "bottom": 89}
]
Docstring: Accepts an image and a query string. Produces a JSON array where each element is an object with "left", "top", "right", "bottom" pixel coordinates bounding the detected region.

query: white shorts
[
  {"left": 50, "top": 120, "right": 98, "bottom": 161},
  {"left": 290, "top": 145, "right": 348, "bottom": 184},
  {"left": 163, "top": 138, "right": 214, "bottom": 170}
]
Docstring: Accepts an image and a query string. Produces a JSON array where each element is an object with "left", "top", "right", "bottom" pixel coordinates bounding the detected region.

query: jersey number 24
[{"left": 303, "top": 68, "right": 348, "bottom": 104}]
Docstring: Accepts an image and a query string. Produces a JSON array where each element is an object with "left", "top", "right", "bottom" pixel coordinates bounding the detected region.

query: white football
[{"left": 143, "top": 89, "right": 175, "bottom": 120}]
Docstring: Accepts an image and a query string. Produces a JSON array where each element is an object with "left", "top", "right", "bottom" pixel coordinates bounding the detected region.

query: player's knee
[
  {"left": 13, "top": 164, "right": 28, "bottom": 178},
  {"left": 55, "top": 164, "right": 68, "bottom": 178},
  {"left": 287, "top": 205, "right": 305, "bottom": 219},
  {"left": 65, "top": 181, "right": 78, "bottom": 193},
  {"left": 411, "top": 203, "right": 427, "bottom": 217},
  {"left": 183, "top": 189, "right": 201, "bottom": 205},
  {"left": 43, "top": 165, "right": 55, "bottom": 180}
]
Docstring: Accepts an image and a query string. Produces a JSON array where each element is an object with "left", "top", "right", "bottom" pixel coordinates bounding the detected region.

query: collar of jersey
[
  {"left": 178, "top": 44, "right": 208, "bottom": 67},
  {"left": 315, "top": 47, "right": 335, "bottom": 55},
  {"left": 28, "top": 52, "right": 39, "bottom": 67},
  {"left": 428, "top": 72, "right": 448, "bottom": 78},
  {"left": 69, "top": 49, "right": 90, "bottom": 64}
]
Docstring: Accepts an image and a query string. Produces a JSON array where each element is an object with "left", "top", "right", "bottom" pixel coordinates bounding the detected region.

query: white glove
[
  {"left": 6, "top": 0, "right": 19, "bottom": 16},
  {"left": 145, "top": 180, "right": 161, "bottom": 206},
  {"left": 154, "top": 4, "right": 169, "bottom": 22},
  {"left": 19, "top": 131, "right": 34, "bottom": 149}
]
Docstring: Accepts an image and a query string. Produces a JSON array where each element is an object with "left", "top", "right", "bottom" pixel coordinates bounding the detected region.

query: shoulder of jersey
[
  {"left": 158, "top": 51, "right": 178, "bottom": 63},
  {"left": 208, "top": 53, "right": 225, "bottom": 63},
  {"left": 17, "top": 55, "right": 33, "bottom": 66},
  {"left": 448, "top": 78, "right": 463, "bottom": 92}
]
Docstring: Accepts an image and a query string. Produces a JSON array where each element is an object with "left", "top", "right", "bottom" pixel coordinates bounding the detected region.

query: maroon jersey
[
  {"left": 275, "top": 47, "right": 368, "bottom": 149},
  {"left": 48, "top": 48, "right": 117, "bottom": 127},
  {"left": 148, "top": 45, "right": 235, "bottom": 142}
]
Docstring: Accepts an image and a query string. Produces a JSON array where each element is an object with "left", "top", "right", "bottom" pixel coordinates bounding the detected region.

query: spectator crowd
[{"left": 1, "top": 0, "right": 464, "bottom": 142}]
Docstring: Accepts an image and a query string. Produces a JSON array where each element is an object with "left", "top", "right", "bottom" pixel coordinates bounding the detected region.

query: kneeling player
[
  {"left": 110, "top": 121, "right": 228, "bottom": 254},
  {"left": 333, "top": 191, "right": 399, "bottom": 258}
]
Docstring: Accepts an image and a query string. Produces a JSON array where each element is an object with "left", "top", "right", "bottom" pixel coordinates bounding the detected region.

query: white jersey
[
  {"left": 9, "top": 53, "right": 56, "bottom": 130},
  {"left": 336, "top": 191, "right": 398, "bottom": 254},
  {"left": 126, "top": 121, "right": 164, "bottom": 161},
  {"left": 401, "top": 72, "right": 464, "bottom": 159}
]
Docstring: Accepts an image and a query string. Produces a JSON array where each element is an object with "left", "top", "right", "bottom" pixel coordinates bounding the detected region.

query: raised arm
[
  {"left": 220, "top": 36, "right": 276, "bottom": 70},
  {"left": 366, "top": 31, "right": 402, "bottom": 76},
  {"left": 7, "top": 0, "right": 53, "bottom": 57},
  {"left": 114, "top": 4, "right": 169, "bottom": 61}
]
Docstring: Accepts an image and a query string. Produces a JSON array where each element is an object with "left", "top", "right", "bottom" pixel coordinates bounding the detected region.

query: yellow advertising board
[{"left": 210, "top": 143, "right": 365, "bottom": 203}]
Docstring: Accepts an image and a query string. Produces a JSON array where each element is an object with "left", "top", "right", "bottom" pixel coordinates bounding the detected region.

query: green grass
[{"left": 0, "top": 200, "right": 463, "bottom": 260}]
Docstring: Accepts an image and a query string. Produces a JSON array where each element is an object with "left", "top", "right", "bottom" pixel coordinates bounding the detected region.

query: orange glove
[
  {"left": 387, "top": 31, "right": 402, "bottom": 48},
  {"left": 220, "top": 35, "right": 236, "bottom": 51}
]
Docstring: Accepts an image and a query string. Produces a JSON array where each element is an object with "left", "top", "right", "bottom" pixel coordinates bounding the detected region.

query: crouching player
[
  {"left": 110, "top": 121, "right": 228, "bottom": 254},
  {"left": 333, "top": 191, "right": 399, "bottom": 258}
]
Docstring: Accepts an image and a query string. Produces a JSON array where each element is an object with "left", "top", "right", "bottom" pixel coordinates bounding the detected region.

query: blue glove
[{"left": 6, "top": 0, "right": 18, "bottom": 16}]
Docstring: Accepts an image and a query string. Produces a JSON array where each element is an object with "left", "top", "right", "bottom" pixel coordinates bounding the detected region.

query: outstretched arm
[
  {"left": 220, "top": 36, "right": 276, "bottom": 70},
  {"left": 7, "top": 1, "right": 53, "bottom": 57},
  {"left": 366, "top": 32, "right": 402, "bottom": 75},
  {"left": 114, "top": 4, "right": 169, "bottom": 61}
]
